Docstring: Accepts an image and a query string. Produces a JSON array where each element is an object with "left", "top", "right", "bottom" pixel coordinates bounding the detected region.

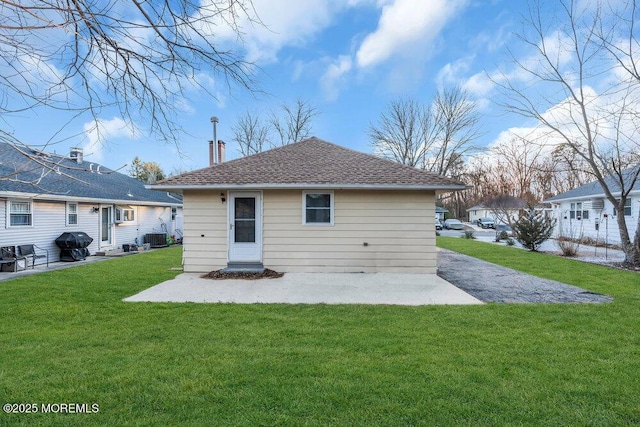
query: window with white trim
[
  {"left": 66, "top": 202, "right": 78, "bottom": 226},
  {"left": 9, "top": 200, "right": 32, "bottom": 226},
  {"left": 303, "top": 191, "right": 333, "bottom": 225},
  {"left": 613, "top": 198, "right": 632, "bottom": 217},
  {"left": 624, "top": 198, "right": 631, "bottom": 216},
  {"left": 115, "top": 206, "right": 135, "bottom": 223},
  {"left": 570, "top": 202, "right": 589, "bottom": 220}
]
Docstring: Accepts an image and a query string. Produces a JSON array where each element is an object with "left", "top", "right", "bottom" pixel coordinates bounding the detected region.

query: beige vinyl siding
[
  {"left": 182, "top": 190, "right": 228, "bottom": 272},
  {"left": 263, "top": 190, "right": 436, "bottom": 273}
]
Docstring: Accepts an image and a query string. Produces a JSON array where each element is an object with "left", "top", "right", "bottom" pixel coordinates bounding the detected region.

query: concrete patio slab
[{"left": 124, "top": 272, "right": 484, "bottom": 305}]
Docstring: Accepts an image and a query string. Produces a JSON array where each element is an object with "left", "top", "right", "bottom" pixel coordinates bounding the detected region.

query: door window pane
[
  {"left": 101, "top": 208, "right": 111, "bottom": 242},
  {"left": 235, "top": 198, "right": 256, "bottom": 243}
]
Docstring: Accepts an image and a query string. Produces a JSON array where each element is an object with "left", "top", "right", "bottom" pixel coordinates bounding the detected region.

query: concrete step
[{"left": 222, "top": 262, "right": 265, "bottom": 273}]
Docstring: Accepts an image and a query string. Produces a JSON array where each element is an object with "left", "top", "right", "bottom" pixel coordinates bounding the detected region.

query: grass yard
[{"left": 1, "top": 242, "right": 639, "bottom": 426}]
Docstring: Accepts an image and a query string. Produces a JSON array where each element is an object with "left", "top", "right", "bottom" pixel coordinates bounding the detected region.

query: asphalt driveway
[{"left": 436, "top": 249, "right": 612, "bottom": 303}]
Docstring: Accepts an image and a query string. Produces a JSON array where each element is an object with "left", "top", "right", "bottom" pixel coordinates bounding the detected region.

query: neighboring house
[
  {"left": 467, "top": 195, "right": 527, "bottom": 225},
  {"left": 435, "top": 206, "right": 448, "bottom": 222},
  {"left": 151, "top": 137, "right": 466, "bottom": 274},
  {"left": 545, "top": 168, "right": 640, "bottom": 245},
  {"left": 0, "top": 143, "right": 183, "bottom": 262}
]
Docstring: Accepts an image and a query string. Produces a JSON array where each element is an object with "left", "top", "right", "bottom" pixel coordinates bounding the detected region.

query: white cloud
[
  {"left": 483, "top": 84, "right": 640, "bottom": 167},
  {"left": 436, "top": 56, "right": 474, "bottom": 90},
  {"left": 320, "top": 55, "right": 353, "bottom": 101},
  {"left": 356, "top": 0, "right": 467, "bottom": 69},
  {"left": 462, "top": 71, "right": 495, "bottom": 98},
  {"left": 82, "top": 118, "right": 139, "bottom": 162},
  {"left": 196, "top": 0, "right": 347, "bottom": 64}
]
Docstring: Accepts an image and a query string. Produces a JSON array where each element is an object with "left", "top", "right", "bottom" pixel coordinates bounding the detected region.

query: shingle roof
[
  {"left": 153, "top": 137, "right": 467, "bottom": 191},
  {"left": 0, "top": 142, "right": 181, "bottom": 205},
  {"left": 545, "top": 166, "right": 640, "bottom": 202}
]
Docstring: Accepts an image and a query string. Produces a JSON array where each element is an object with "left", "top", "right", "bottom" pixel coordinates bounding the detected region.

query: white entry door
[{"left": 228, "top": 192, "right": 262, "bottom": 263}]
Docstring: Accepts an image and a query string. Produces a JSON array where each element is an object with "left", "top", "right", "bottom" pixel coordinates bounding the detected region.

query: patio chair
[
  {"left": 0, "top": 246, "right": 27, "bottom": 272},
  {"left": 17, "top": 244, "right": 49, "bottom": 269}
]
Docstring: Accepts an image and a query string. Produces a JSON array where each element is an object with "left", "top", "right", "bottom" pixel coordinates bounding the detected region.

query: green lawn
[{"left": 1, "top": 242, "right": 639, "bottom": 426}]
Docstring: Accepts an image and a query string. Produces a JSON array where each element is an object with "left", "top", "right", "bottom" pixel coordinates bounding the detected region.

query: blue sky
[{"left": 7, "top": 0, "right": 540, "bottom": 175}]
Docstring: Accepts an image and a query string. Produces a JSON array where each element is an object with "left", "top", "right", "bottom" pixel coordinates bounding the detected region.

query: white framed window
[
  {"left": 624, "top": 198, "right": 631, "bottom": 216},
  {"left": 115, "top": 206, "right": 135, "bottom": 223},
  {"left": 66, "top": 202, "right": 78, "bottom": 226},
  {"left": 570, "top": 202, "right": 589, "bottom": 220},
  {"left": 613, "top": 199, "right": 632, "bottom": 217},
  {"left": 8, "top": 200, "right": 33, "bottom": 227},
  {"left": 303, "top": 191, "right": 334, "bottom": 225}
]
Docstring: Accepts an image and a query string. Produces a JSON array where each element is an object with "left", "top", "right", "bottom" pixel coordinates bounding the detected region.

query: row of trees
[{"left": 364, "top": 0, "right": 640, "bottom": 266}]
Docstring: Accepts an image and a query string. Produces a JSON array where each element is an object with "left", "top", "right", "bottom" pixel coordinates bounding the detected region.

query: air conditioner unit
[{"left": 591, "top": 198, "right": 605, "bottom": 210}]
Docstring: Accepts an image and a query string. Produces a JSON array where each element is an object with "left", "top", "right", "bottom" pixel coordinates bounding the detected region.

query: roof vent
[{"left": 70, "top": 147, "right": 83, "bottom": 164}]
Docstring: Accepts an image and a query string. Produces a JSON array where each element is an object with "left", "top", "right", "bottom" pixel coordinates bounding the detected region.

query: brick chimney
[
  {"left": 217, "top": 140, "right": 226, "bottom": 163},
  {"left": 209, "top": 140, "right": 214, "bottom": 166}
]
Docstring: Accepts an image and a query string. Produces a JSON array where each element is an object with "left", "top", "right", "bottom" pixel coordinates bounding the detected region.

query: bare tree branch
[
  {"left": 370, "top": 87, "right": 481, "bottom": 176},
  {"left": 494, "top": 0, "right": 640, "bottom": 266},
  {"left": 269, "top": 98, "right": 319, "bottom": 147},
  {"left": 0, "top": 0, "right": 261, "bottom": 180},
  {"left": 232, "top": 110, "right": 269, "bottom": 156},
  {"left": 232, "top": 98, "right": 319, "bottom": 156}
]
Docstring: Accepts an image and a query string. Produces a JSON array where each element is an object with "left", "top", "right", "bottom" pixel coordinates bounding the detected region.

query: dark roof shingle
[
  {"left": 154, "top": 137, "right": 466, "bottom": 190},
  {"left": 0, "top": 143, "right": 180, "bottom": 205},
  {"left": 545, "top": 166, "right": 640, "bottom": 202}
]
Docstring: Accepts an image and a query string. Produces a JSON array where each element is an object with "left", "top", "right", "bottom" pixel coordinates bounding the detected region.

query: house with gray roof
[
  {"left": 151, "top": 137, "right": 466, "bottom": 274},
  {"left": 466, "top": 195, "right": 528, "bottom": 225},
  {"left": 1, "top": 143, "right": 182, "bottom": 263},
  {"left": 545, "top": 167, "right": 640, "bottom": 245}
]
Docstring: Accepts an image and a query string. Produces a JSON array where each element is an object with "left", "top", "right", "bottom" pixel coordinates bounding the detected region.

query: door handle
[{"left": 230, "top": 223, "right": 234, "bottom": 230}]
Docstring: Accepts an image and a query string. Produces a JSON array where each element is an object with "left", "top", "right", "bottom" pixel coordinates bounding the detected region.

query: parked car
[
  {"left": 495, "top": 224, "right": 513, "bottom": 240},
  {"left": 444, "top": 219, "right": 465, "bottom": 230},
  {"left": 476, "top": 217, "right": 495, "bottom": 229},
  {"left": 435, "top": 220, "right": 443, "bottom": 230}
]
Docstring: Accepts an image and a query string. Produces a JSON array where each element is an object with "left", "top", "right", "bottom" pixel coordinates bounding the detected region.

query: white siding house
[
  {"left": 467, "top": 196, "right": 527, "bottom": 225},
  {"left": 151, "top": 138, "right": 466, "bottom": 274},
  {"left": 545, "top": 169, "right": 640, "bottom": 245},
  {"left": 0, "top": 143, "right": 182, "bottom": 263}
]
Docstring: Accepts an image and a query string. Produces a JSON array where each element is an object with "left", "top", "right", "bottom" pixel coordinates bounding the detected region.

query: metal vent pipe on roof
[{"left": 210, "top": 116, "right": 219, "bottom": 166}]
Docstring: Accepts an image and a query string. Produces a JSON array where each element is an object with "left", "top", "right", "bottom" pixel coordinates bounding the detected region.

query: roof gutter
[{"left": 0, "top": 191, "right": 182, "bottom": 207}]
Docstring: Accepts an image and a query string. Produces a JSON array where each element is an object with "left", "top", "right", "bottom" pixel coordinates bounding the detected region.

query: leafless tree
[
  {"left": 599, "top": 0, "right": 640, "bottom": 83},
  {"left": 232, "top": 111, "right": 269, "bottom": 156},
  {"left": 0, "top": 0, "right": 259, "bottom": 177},
  {"left": 369, "top": 97, "right": 433, "bottom": 167},
  {"left": 269, "top": 98, "right": 319, "bottom": 147},
  {"left": 232, "top": 98, "right": 319, "bottom": 155},
  {"left": 428, "top": 87, "right": 482, "bottom": 176},
  {"left": 494, "top": 0, "right": 640, "bottom": 265},
  {"left": 370, "top": 87, "right": 481, "bottom": 176}
]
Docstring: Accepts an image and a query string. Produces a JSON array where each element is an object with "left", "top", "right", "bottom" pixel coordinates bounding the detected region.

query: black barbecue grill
[{"left": 55, "top": 232, "right": 93, "bottom": 261}]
